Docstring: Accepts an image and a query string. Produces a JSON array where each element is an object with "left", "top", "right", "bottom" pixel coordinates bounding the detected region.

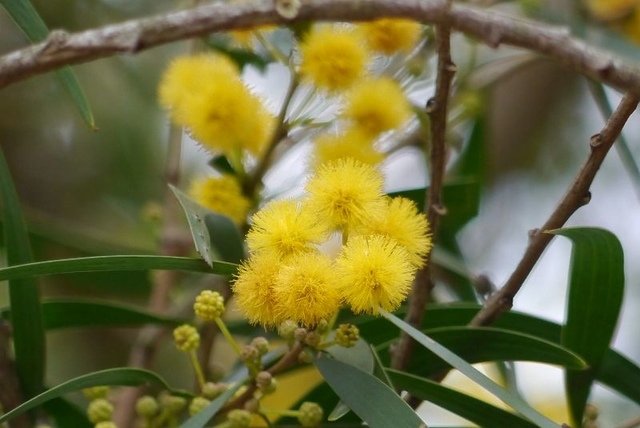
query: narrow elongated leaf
[
  {"left": 0, "top": 0, "right": 95, "bottom": 127},
  {"left": 180, "top": 382, "right": 242, "bottom": 428},
  {"left": 380, "top": 310, "right": 559, "bottom": 428},
  {"left": 171, "top": 186, "right": 245, "bottom": 266},
  {"left": 0, "top": 148, "right": 45, "bottom": 398},
  {"left": 315, "top": 356, "right": 424, "bottom": 428},
  {"left": 381, "top": 326, "right": 587, "bottom": 375},
  {"left": 349, "top": 304, "right": 640, "bottom": 409},
  {"left": 1, "top": 299, "right": 185, "bottom": 330},
  {"left": 0, "top": 255, "right": 236, "bottom": 282},
  {"left": 387, "top": 370, "right": 537, "bottom": 428},
  {"left": 0, "top": 368, "right": 186, "bottom": 424},
  {"left": 43, "top": 398, "right": 91, "bottom": 428},
  {"left": 551, "top": 227, "right": 625, "bottom": 425}
]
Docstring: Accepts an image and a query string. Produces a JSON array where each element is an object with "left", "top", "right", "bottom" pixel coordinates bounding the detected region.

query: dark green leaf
[
  {"left": 1, "top": 299, "right": 185, "bottom": 330},
  {"left": 0, "top": 368, "right": 187, "bottom": 424},
  {"left": 315, "top": 356, "right": 423, "bottom": 428},
  {"left": 387, "top": 370, "right": 537, "bottom": 428},
  {"left": 551, "top": 227, "right": 625, "bottom": 425},
  {"left": 208, "top": 155, "right": 236, "bottom": 175},
  {"left": 381, "top": 326, "right": 587, "bottom": 375},
  {"left": 0, "top": 0, "right": 95, "bottom": 127},
  {"left": 380, "top": 310, "right": 558, "bottom": 427},
  {"left": 0, "top": 147, "right": 45, "bottom": 398},
  {"left": 370, "top": 345, "right": 395, "bottom": 389},
  {"left": 43, "top": 398, "right": 91, "bottom": 428},
  {"left": 171, "top": 186, "right": 245, "bottom": 266},
  {"left": 180, "top": 382, "right": 242, "bottom": 428},
  {"left": 206, "top": 37, "right": 271, "bottom": 71},
  {"left": 0, "top": 255, "right": 236, "bottom": 282}
]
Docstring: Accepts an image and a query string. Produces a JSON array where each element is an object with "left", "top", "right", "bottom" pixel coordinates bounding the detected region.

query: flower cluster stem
[{"left": 215, "top": 317, "right": 243, "bottom": 357}]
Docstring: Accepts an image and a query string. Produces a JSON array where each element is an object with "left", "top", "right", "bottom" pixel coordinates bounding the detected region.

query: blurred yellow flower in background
[
  {"left": 312, "top": 129, "right": 383, "bottom": 170},
  {"left": 188, "top": 175, "right": 250, "bottom": 226},
  {"left": 358, "top": 18, "right": 422, "bottom": 55}
]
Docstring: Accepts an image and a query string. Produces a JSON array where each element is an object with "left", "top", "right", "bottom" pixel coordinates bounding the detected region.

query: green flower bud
[
  {"left": 278, "top": 320, "right": 298, "bottom": 340},
  {"left": 188, "top": 396, "right": 211, "bottom": 416},
  {"left": 240, "top": 345, "right": 260, "bottom": 364},
  {"left": 298, "top": 402, "right": 323, "bottom": 427},
  {"left": 87, "top": 398, "right": 114, "bottom": 424},
  {"left": 298, "top": 348, "right": 314, "bottom": 364},
  {"left": 335, "top": 324, "right": 359, "bottom": 348},
  {"left": 315, "top": 319, "right": 329, "bottom": 334},
  {"left": 173, "top": 324, "right": 200, "bottom": 352},
  {"left": 94, "top": 422, "right": 118, "bottom": 428},
  {"left": 82, "top": 386, "right": 109, "bottom": 400},
  {"left": 135, "top": 395, "right": 159, "bottom": 418},
  {"left": 304, "top": 332, "right": 322, "bottom": 348},
  {"left": 201, "top": 382, "right": 227, "bottom": 400},
  {"left": 228, "top": 409, "right": 252, "bottom": 428},
  {"left": 251, "top": 337, "right": 269, "bottom": 355},
  {"left": 160, "top": 393, "right": 187, "bottom": 414}
]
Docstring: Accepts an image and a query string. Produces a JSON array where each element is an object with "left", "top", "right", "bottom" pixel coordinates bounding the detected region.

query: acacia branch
[
  {"left": 392, "top": 4, "right": 456, "bottom": 371},
  {"left": 470, "top": 92, "right": 639, "bottom": 327},
  {"left": 1, "top": 0, "right": 640, "bottom": 93}
]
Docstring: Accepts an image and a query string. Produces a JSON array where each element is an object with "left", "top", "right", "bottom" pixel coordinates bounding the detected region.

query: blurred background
[{"left": 1, "top": 0, "right": 640, "bottom": 426}]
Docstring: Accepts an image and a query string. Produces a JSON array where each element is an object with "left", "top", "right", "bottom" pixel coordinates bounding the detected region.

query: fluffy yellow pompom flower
[
  {"left": 158, "top": 53, "right": 275, "bottom": 157},
  {"left": 189, "top": 175, "right": 250, "bottom": 226},
  {"left": 336, "top": 235, "right": 416, "bottom": 314},
  {"left": 584, "top": 0, "right": 637, "bottom": 20},
  {"left": 355, "top": 197, "right": 431, "bottom": 268},
  {"left": 312, "top": 129, "right": 384, "bottom": 170},
  {"left": 274, "top": 252, "right": 340, "bottom": 326},
  {"left": 306, "top": 159, "right": 385, "bottom": 230},
  {"left": 343, "top": 77, "right": 412, "bottom": 137},
  {"left": 247, "top": 199, "right": 328, "bottom": 258},
  {"left": 299, "top": 26, "right": 368, "bottom": 92},
  {"left": 233, "top": 253, "right": 282, "bottom": 327},
  {"left": 358, "top": 19, "right": 422, "bottom": 55}
]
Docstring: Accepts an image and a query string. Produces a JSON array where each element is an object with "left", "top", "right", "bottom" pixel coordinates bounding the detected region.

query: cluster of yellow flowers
[
  {"left": 188, "top": 174, "right": 250, "bottom": 226},
  {"left": 584, "top": 0, "right": 640, "bottom": 43},
  {"left": 233, "top": 158, "right": 431, "bottom": 327}
]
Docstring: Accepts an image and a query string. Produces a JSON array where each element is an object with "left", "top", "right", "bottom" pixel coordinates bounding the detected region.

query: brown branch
[
  {"left": 470, "top": 92, "right": 639, "bottom": 327},
  {"left": 391, "top": 6, "right": 456, "bottom": 371},
  {"left": 1, "top": 1, "right": 640, "bottom": 94}
]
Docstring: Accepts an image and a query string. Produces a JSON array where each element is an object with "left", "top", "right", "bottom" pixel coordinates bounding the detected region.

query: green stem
[
  {"left": 255, "top": 31, "right": 288, "bottom": 65},
  {"left": 214, "top": 317, "right": 243, "bottom": 357},
  {"left": 189, "top": 350, "right": 206, "bottom": 390}
]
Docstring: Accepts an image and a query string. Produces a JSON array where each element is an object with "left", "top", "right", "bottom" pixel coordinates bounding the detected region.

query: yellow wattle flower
[
  {"left": 274, "top": 252, "right": 341, "bottom": 327},
  {"left": 188, "top": 175, "right": 250, "bottom": 226},
  {"left": 343, "top": 77, "right": 412, "bottom": 138},
  {"left": 299, "top": 26, "right": 368, "bottom": 92},
  {"left": 336, "top": 234, "right": 416, "bottom": 314},
  {"left": 355, "top": 197, "right": 432, "bottom": 268},
  {"left": 358, "top": 18, "right": 422, "bottom": 55},
  {"left": 312, "top": 129, "right": 384, "bottom": 170},
  {"left": 246, "top": 199, "right": 328, "bottom": 258},
  {"left": 158, "top": 53, "right": 275, "bottom": 157},
  {"left": 233, "top": 252, "right": 283, "bottom": 327},
  {"left": 585, "top": 0, "right": 638, "bottom": 20},
  {"left": 305, "top": 158, "right": 385, "bottom": 231}
]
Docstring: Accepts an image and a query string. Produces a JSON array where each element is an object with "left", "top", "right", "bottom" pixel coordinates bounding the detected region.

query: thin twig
[
  {"left": 2, "top": 1, "right": 640, "bottom": 94},
  {"left": 470, "top": 92, "right": 639, "bottom": 327},
  {"left": 391, "top": 1, "right": 456, "bottom": 372}
]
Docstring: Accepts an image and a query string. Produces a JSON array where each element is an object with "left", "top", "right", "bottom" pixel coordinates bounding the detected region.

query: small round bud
[
  {"left": 585, "top": 403, "right": 599, "bottom": 421},
  {"left": 315, "top": 319, "right": 329, "bottom": 334},
  {"left": 243, "top": 398, "right": 260, "bottom": 413},
  {"left": 275, "top": 0, "right": 301, "bottom": 19},
  {"left": 298, "top": 402, "right": 323, "bottom": 427},
  {"left": 188, "top": 396, "right": 211, "bottom": 416},
  {"left": 298, "top": 348, "right": 314, "bottom": 364},
  {"left": 251, "top": 337, "right": 269, "bottom": 355},
  {"left": 201, "top": 382, "right": 226, "bottom": 400},
  {"left": 135, "top": 395, "right": 159, "bottom": 418},
  {"left": 82, "top": 386, "right": 109, "bottom": 400},
  {"left": 159, "top": 394, "right": 187, "bottom": 414},
  {"left": 335, "top": 324, "right": 359, "bottom": 348},
  {"left": 94, "top": 423, "right": 117, "bottom": 428},
  {"left": 173, "top": 324, "right": 200, "bottom": 352},
  {"left": 278, "top": 320, "right": 298, "bottom": 339},
  {"left": 87, "top": 398, "right": 114, "bottom": 424},
  {"left": 228, "top": 409, "right": 252, "bottom": 428},
  {"left": 240, "top": 345, "right": 259, "bottom": 363},
  {"left": 255, "top": 371, "right": 272, "bottom": 388},
  {"left": 294, "top": 327, "right": 308, "bottom": 342},
  {"left": 304, "top": 332, "right": 321, "bottom": 348},
  {"left": 194, "top": 290, "right": 225, "bottom": 321}
]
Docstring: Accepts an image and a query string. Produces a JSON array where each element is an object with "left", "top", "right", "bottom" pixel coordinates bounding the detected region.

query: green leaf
[
  {"left": 382, "top": 326, "right": 588, "bottom": 375},
  {"left": 370, "top": 345, "right": 395, "bottom": 389},
  {"left": 0, "top": 147, "right": 45, "bottom": 398},
  {"left": 0, "top": 255, "right": 236, "bottom": 282},
  {"left": 551, "top": 227, "right": 625, "bottom": 425},
  {"left": 387, "top": 370, "right": 537, "bottom": 428},
  {"left": 0, "top": 0, "right": 95, "bottom": 128},
  {"left": 315, "top": 356, "right": 424, "bottom": 428},
  {"left": 326, "top": 338, "right": 375, "bottom": 421},
  {"left": 43, "top": 398, "right": 91, "bottom": 428},
  {"left": 1, "top": 299, "right": 185, "bottom": 330},
  {"left": 171, "top": 186, "right": 245, "bottom": 266},
  {"left": 380, "top": 310, "right": 559, "bottom": 428},
  {"left": 0, "top": 368, "right": 187, "bottom": 424},
  {"left": 208, "top": 155, "right": 236, "bottom": 175},
  {"left": 206, "top": 37, "right": 271, "bottom": 72},
  {"left": 180, "top": 382, "right": 242, "bottom": 428}
]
